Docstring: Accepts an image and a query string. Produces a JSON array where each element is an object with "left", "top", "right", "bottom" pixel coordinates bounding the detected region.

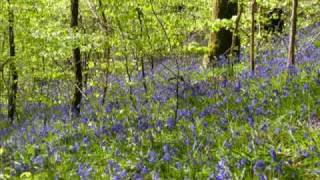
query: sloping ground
[{"left": 0, "top": 23, "right": 320, "bottom": 179}]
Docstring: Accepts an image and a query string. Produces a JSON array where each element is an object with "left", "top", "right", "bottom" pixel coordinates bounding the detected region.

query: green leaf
[{"left": 20, "top": 172, "right": 32, "bottom": 178}]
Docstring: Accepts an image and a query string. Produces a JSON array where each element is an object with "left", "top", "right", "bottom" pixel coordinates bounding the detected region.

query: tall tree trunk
[
  {"left": 250, "top": 0, "right": 256, "bottom": 73},
  {"left": 288, "top": 0, "right": 298, "bottom": 66},
  {"left": 87, "top": 0, "right": 112, "bottom": 105},
  {"left": 101, "top": 47, "right": 110, "bottom": 106},
  {"left": 71, "top": 0, "right": 83, "bottom": 116},
  {"left": 230, "top": 2, "right": 243, "bottom": 64},
  {"left": 207, "top": 0, "right": 237, "bottom": 67},
  {"left": 7, "top": 0, "right": 18, "bottom": 122},
  {"left": 137, "top": 7, "right": 147, "bottom": 93}
]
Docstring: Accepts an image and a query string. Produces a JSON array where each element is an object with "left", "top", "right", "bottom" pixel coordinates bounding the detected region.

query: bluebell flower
[
  {"left": 259, "top": 175, "right": 267, "bottom": 180},
  {"left": 72, "top": 142, "right": 80, "bottom": 152},
  {"left": 32, "top": 155, "right": 44, "bottom": 167},
  {"left": 269, "top": 149, "right": 276, "bottom": 161},
  {"left": 236, "top": 158, "right": 248, "bottom": 169},
  {"left": 163, "top": 144, "right": 169, "bottom": 153},
  {"left": 275, "top": 162, "right": 283, "bottom": 174},
  {"left": 113, "top": 163, "right": 121, "bottom": 173},
  {"left": 120, "top": 170, "right": 127, "bottom": 178},
  {"left": 220, "top": 78, "right": 228, "bottom": 88},
  {"left": 155, "top": 120, "right": 163, "bottom": 129},
  {"left": 77, "top": 164, "right": 92, "bottom": 180},
  {"left": 83, "top": 137, "right": 89, "bottom": 144},
  {"left": 177, "top": 109, "right": 192, "bottom": 119},
  {"left": 223, "top": 140, "right": 232, "bottom": 149},
  {"left": 254, "top": 160, "right": 266, "bottom": 175},
  {"left": 208, "top": 172, "right": 215, "bottom": 179},
  {"left": 260, "top": 123, "right": 268, "bottom": 132},
  {"left": 133, "top": 174, "right": 143, "bottom": 180},
  {"left": 185, "top": 137, "right": 190, "bottom": 146},
  {"left": 94, "top": 128, "right": 101, "bottom": 138},
  {"left": 112, "top": 123, "right": 124, "bottom": 134},
  {"left": 104, "top": 166, "right": 110, "bottom": 174},
  {"left": 191, "top": 124, "right": 197, "bottom": 137},
  {"left": 54, "top": 153, "right": 61, "bottom": 163},
  {"left": 167, "top": 118, "right": 175, "bottom": 129},
  {"left": 148, "top": 151, "right": 157, "bottom": 163},
  {"left": 39, "top": 125, "right": 49, "bottom": 138},
  {"left": 235, "top": 97, "right": 242, "bottom": 103},
  {"left": 203, "top": 121, "right": 208, "bottom": 128},
  {"left": 138, "top": 120, "right": 149, "bottom": 131},
  {"left": 310, "top": 146, "right": 316, "bottom": 152},
  {"left": 247, "top": 105, "right": 254, "bottom": 114},
  {"left": 152, "top": 171, "right": 160, "bottom": 180},
  {"left": 216, "top": 159, "right": 226, "bottom": 171},
  {"left": 163, "top": 152, "right": 171, "bottom": 162},
  {"left": 272, "top": 89, "right": 279, "bottom": 97},
  {"left": 248, "top": 116, "right": 254, "bottom": 128},
  {"left": 234, "top": 80, "right": 242, "bottom": 92},
  {"left": 274, "top": 128, "right": 281, "bottom": 135},
  {"left": 14, "top": 161, "right": 28, "bottom": 173},
  {"left": 175, "top": 162, "right": 182, "bottom": 169},
  {"left": 212, "top": 159, "right": 232, "bottom": 180},
  {"left": 288, "top": 65, "right": 298, "bottom": 75},
  {"left": 256, "top": 107, "right": 263, "bottom": 115},
  {"left": 141, "top": 166, "right": 149, "bottom": 175},
  {"left": 302, "top": 150, "right": 310, "bottom": 158}
]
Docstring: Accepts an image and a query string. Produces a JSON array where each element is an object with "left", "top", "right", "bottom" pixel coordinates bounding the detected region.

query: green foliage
[
  {"left": 0, "top": 0, "right": 319, "bottom": 179},
  {"left": 315, "top": 41, "right": 320, "bottom": 48}
]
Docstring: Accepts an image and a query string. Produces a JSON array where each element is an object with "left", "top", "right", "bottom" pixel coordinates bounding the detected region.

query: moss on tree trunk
[{"left": 207, "top": 0, "right": 237, "bottom": 67}]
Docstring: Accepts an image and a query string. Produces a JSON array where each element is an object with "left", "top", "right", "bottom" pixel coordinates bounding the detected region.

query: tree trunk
[
  {"left": 137, "top": 7, "right": 147, "bottom": 93},
  {"left": 7, "top": 0, "right": 18, "bottom": 122},
  {"left": 71, "top": 0, "right": 83, "bottom": 116},
  {"left": 101, "top": 47, "right": 111, "bottom": 106},
  {"left": 288, "top": 0, "right": 298, "bottom": 66},
  {"left": 207, "top": 0, "right": 237, "bottom": 67},
  {"left": 250, "top": 0, "right": 256, "bottom": 73},
  {"left": 230, "top": 2, "right": 243, "bottom": 63}
]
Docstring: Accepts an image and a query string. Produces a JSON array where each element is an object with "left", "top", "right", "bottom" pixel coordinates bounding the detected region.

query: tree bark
[
  {"left": 7, "top": 0, "right": 18, "bottom": 122},
  {"left": 101, "top": 47, "right": 110, "bottom": 106},
  {"left": 250, "top": 0, "right": 256, "bottom": 73},
  {"left": 137, "top": 7, "right": 147, "bottom": 93},
  {"left": 207, "top": 0, "right": 237, "bottom": 67},
  {"left": 71, "top": 0, "right": 83, "bottom": 116},
  {"left": 87, "top": 0, "right": 112, "bottom": 105},
  {"left": 230, "top": 2, "right": 243, "bottom": 63},
  {"left": 288, "top": 0, "right": 298, "bottom": 66}
]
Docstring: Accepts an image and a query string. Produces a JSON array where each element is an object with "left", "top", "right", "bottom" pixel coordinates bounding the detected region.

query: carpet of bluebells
[{"left": 0, "top": 23, "right": 320, "bottom": 179}]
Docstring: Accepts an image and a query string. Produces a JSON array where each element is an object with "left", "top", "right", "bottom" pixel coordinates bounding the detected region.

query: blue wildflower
[
  {"left": 254, "top": 160, "right": 266, "bottom": 175},
  {"left": 148, "top": 151, "right": 157, "bottom": 163},
  {"left": 167, "top": 118, "right": 175, "bottom": 129},
  {"left": 163, "top": 152, "right": 171, "bottom": 162},
  {"left": 259, "top": 175, "right": 267, "bottom": 180},
  {"left": 32, "top": 155, "right": 44, "bottom": 167},
  {"left": 77, "top": 164, "right": 92, "bottom": 180},
  {"left": 155, "top": 120, "right": 163, "bottom": 129},
  {"left": 269, "top": 149, "right": 277, "bottom": 161},
  {"left": 83, "top": 137, "right": 89, "bottom": 144},
  {"left": 236, "top": 158, "right": 248, "bottom": 169},
  {"left": 71, "top": 142, "right": 80, "bottom": 152},
  {"left": 163, "top": 144, "right": 169, "bottom": 153},
  {"left": 175, "top": 162, "right": 182, "bottom": 169},
  {"left": 248, "top": 116, "right": 254, "bottom": 128},
  {"left": 112, "top": 123, "right": 124, "bottom": 134}
]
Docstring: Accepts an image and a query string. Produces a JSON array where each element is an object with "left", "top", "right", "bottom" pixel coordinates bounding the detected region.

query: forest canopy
[{"left": 0, "top": 0, "right": 320, "bottom": 179}]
